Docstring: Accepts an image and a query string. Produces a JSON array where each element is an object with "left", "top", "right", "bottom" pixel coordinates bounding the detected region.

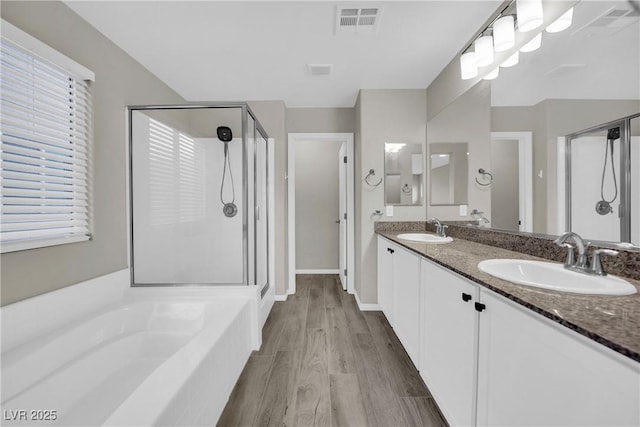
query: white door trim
[
  {"left": 491, "top": 132, "right": 533, "bottom": 232},
  {"left": 287, "top": 133, "right": 355, "bottom": 295}
]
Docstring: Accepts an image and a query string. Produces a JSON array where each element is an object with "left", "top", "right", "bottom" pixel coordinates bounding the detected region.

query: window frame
[{"left": 1, "top": 20, "right": 95, "bottom": 253}]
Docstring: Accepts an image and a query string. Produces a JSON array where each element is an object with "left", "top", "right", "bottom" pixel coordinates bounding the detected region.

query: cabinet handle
[
  {"left": 387, "top": 248, "right": 395, "bottom": 254},
  {"left": 475, "top": 302, "right": 486, "bottom": 312},
  {"left": 461, "top": 293, "right": 472, "bottom": 302}
]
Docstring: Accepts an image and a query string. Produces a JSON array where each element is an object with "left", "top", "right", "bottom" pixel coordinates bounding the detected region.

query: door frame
[
  {"left": 490, "top": 132, "right": 533, "bottom": 232},
  {"left": 287, "top": 133, "right": 355, "bottom": 295}
]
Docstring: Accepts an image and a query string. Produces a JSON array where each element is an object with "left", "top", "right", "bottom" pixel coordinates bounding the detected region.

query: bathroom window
[{"left": 0, "top": 21, "right": 95, "bottom": 253}]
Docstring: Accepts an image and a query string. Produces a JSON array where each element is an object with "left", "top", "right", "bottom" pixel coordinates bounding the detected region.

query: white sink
[
  {"left": 397, "top": 233, "right": 453, "bottom": 244},
  {"left": 477, "top": 259, "right": 637, "bottom": 296}
]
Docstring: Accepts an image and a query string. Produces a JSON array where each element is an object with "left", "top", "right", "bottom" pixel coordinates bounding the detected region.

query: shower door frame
[
  {"left": 127, "top": 103, "right": 270, "bottom": 288},
  {"left": 564, "top": 112, "right": 639, "bottom": 246}
]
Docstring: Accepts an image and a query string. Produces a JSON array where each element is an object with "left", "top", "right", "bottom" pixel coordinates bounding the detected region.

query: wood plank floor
[{"left": 218, "top": 274, "right": 449, "bottom": 427}]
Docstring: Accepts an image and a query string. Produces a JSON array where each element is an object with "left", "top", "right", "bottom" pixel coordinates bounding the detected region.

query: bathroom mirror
[
  {"left": 429, "top": 143, "right": 468, "bottom": 206},
  {"left": 384, "top": 143, "right": 424, "bottom": 206},
  {"left": 432, "top": 0, "right": 639, "bottom": 248}
]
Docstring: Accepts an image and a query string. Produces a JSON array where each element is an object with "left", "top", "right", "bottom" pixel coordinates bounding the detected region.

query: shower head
[
  {"left": 607, "top": 127, "right": 620, "bottom": 141},
  {"left": 217, "top": 126, "right": 232, "bottom": 142}
]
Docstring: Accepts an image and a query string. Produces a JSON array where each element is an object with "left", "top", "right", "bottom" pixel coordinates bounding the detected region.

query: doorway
[
  {"left": 287, "top": 133, "right": 354, "bottom": 295},
  {"left": 490, "top": 132, "right": 533, "bottom": 232}
]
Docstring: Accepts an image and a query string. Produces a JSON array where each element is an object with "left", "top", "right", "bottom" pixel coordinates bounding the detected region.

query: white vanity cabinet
[
  {"left": 377, "top": 236, "right": 396, "bottom": 326},
  {"left": 419, "top": 259, "right": 480, "bottom": 427},
  {"left": 380, "top": 248, "right": 640, "bottom": 427},
  {"left": 377, "top": 236, "right": 421, "bottom": 362},
  {"left": 392, "top": 243, "right": 421, "bottom": 362},
  {"left": 476, "top": 290, "right": 640, "bottom": 427}
]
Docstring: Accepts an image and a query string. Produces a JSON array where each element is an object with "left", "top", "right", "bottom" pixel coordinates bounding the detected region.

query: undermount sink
[
  {"left": 397, "top": 233, "right": 453, "bottom": 244},
  {"left": 478, "top": 259, "right": 637, "bottom": 296}
]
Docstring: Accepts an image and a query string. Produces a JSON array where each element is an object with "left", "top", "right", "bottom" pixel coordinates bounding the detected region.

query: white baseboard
[
  {"left": 274, "top": 294, "right": 288, "bottom": 301},
  {"left": 295, "top": 269, "right": 340, "bottom": 275},
  {"left": 354, "top": 290, "right": 380, "bottom": 311}
]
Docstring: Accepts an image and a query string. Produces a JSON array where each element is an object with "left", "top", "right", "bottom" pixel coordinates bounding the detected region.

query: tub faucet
[{"left": 429, "top": 218, "right": 448, "bottom": 238}]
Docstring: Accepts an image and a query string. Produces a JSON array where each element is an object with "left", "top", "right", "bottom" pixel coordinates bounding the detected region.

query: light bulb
[
  {"left": 520, "top": 32, "right": 542, "bottom": 53},
  {"left": 517, "top": 0, "right": 544, "bottom": 32},
  {"left": 546, "top": 7, "right": 574, "bottom": 33},
  {"left": 493, "top": 15, "right": 515, "bottom": 52},
  {"left": 483, "top": 67, "right": 500, "bottom": 80},
  {"left": 500, "top": 51, "right": 520, "bottom": 67},
  {"left": 460, "top": 51, "right": 478, "bottom": 80},
  {"left": 474, "top": 35, "right": 494, "bottom": 67}
]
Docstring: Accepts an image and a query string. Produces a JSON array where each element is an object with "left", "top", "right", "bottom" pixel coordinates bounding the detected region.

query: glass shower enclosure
[
  {"left": 128, "top": 104, "right": 269, "bottom": 289},
  {"left": 564, "top": 113, "right": 640, "bottom": 247}
]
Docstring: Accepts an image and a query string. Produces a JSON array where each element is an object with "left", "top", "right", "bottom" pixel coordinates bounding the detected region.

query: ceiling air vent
[
  {"left": 573, "top": 6, "right": 639, "bottom": 37},
  {"left": 336, "top": 6, "right": 382, "bottom": 35},
  {"left": 307, "top": 64, "right": 333, "bottom": 76}
]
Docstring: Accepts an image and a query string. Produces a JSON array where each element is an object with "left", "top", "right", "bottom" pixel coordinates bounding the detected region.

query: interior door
[{"left": 338, "top": 142, "right": 347, "bottom": 290}]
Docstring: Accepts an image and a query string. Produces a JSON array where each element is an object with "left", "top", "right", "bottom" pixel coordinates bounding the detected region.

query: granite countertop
[{"left": 377, "top": 230, "right": 640, "bottom": 363}]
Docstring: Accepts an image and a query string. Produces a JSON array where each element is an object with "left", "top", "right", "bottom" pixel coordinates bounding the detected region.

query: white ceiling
[{"left": 65, "top": 1, "right": 502, "bottom": 108}]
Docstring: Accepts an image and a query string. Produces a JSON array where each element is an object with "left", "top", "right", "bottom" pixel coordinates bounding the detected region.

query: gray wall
[
  {"left": 492, "top": 99, "right": 640, "bottom": 234},
  {"left": 427, "top": 82, "right": 492, "bottom": 221},
  {"left": 294, "top": 139, "right": 342, "bottom": 270},
  {"left": 286, "top": 108, "right": 355, "bottom": 133},
  {"left": 355, "top": 89, "right": 427, "bottom": 303},
  {"left": 1, "top": 1, "right": 185, "bottom": 306}
]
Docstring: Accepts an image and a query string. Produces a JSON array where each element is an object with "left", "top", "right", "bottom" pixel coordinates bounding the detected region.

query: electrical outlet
[
  {"left": 386, "top": 205, "right": 394, "bottom": 217},
  {"left": 459, "top": 205, "right": 468, "bottom": 216}
]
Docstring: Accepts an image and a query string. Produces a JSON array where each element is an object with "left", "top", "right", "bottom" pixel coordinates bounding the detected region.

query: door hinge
[
  {"left": 343, "top": 156, "right": 347, "bottom": 163},
  {"left": 475, "top": 302, "right": 486, "bottom": 312},
  {"left": 343, "top": 212, "right": 347, "bottom": 220},
  {"left": 344, "top": 269, "right": 347, "bottom": 276}
]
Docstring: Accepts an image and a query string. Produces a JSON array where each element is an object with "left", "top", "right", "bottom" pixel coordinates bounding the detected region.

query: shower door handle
[{"left": 255, "top": 206, "right": 260, "bottom": 221}]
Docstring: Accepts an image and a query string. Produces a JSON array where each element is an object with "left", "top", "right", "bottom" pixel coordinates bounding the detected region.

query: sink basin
[
  {"left": 397, "top": 233, "right": 453, "bottom": 244},
  {"left": 478, "top": 259, "right": 637, "bottom": 296}
]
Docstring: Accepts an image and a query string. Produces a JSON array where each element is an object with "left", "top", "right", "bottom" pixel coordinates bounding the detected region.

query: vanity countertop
[{"left": 377, "top": 230, "right": 640, "bottom": 363}]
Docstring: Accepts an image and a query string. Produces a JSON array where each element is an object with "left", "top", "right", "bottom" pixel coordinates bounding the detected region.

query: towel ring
[
  {"left": 402, "top": 184, "right": 412, "bottom": 193},
  {"left": 475, "top": 168, "right": 493, "bottom": 186},
  {"left": 364, "top": 169, "right": 382, "bottom": 187}
]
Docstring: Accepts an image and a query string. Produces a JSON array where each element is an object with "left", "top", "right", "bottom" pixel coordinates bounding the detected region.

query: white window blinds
[{"left": 1, "top": 31, "right": 93, "bottom": 253}]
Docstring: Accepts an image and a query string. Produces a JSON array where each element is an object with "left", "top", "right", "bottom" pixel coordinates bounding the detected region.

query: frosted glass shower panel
[
  {"left": 131, "top": 109, "right": 244, "bottom": 284},
  {"left": 570, "top": 135, "right": 621, "bottom": 243}
]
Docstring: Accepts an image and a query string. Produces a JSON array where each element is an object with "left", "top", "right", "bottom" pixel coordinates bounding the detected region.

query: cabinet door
[
  {"left": 392, "top": 245, "right": 421, "bottom": 363},
  {"left": 420, "top": 259, "right": 480, "bottom": 427},
  {"left": 477, "top": 290, "right": 640, "bottom": 426},
  {"left": 376, "top": 236, "right": 395, "bottom": 326}
]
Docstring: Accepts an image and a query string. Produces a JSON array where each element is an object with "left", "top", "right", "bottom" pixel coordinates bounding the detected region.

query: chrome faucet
[
  {"left": 554, "top": 231, "right": 589, "bottom": 269},
  {"left": 553, "top": 231, "right": 619, "bottom": 276},
  {"left": 429, "top": 218, "right": 448, "bottom": 238},
  {"left": 470, "top": 209, "right": 490, "bottom": 227}
]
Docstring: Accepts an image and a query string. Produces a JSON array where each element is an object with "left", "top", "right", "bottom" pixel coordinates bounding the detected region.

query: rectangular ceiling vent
[
  {"left": 573, "top": 7, "right": 639, "bottom": 37},
  {"left": 336, "top": 6, "right": 382, "bottom": 35},
  {"left": 308, "top": 64, "right": 333, "bottom": 76}
]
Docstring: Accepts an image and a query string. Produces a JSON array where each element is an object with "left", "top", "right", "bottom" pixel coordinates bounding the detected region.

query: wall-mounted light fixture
[
  {"left": 546, "top": 7, "right": 574, "bottom": 33},
  {"left": 516, "top": 0, "right": 544, "bottom": 32},
  {"left": 458, "top": 0, "right": 574, "bottom": 82},
  {"left": 493, "top": 15, "right": 515, "bottom": 52}
]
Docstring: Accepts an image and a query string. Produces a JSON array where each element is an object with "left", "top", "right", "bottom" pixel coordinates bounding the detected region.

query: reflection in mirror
[
  {"left": 429, "top": 143, "right": 468, "bottom": 206},
  {"left": 487, "top": 0, "right": 640, "bottom": 247},
  {"left": 565, "top": 114, "right": 640, "bottom": 247},
  {"left": 384, "top": 143, "right": 423, "bottom": 206}
]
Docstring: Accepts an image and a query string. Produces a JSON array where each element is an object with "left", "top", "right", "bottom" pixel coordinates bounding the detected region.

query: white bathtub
[{"left": 1, "top": 270, "right": 267, "bottom": 426}]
